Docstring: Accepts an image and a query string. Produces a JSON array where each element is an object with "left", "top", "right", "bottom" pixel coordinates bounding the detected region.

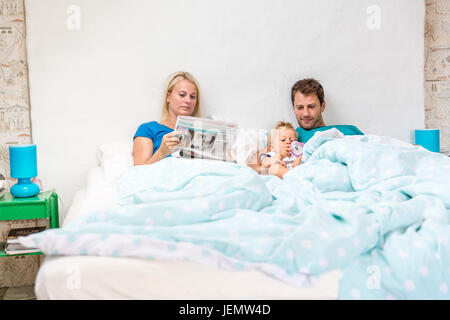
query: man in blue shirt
[{"left": 291, "top": 78, "right": 364, "bottom": 143}]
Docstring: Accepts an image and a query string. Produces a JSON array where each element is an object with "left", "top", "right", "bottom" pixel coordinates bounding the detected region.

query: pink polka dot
[
  {"left": 302, "top": 240, "right": 312, "bottom": 249},
  {"left": 286, "top": 250, "right": 294, "bottom": 260},
  {"left": 351, "top": 289, "right": 360, "bottom": 299},
  {"left": 319, "top": 258, "right": 328, "bottom": 268},
  {"left": 419, "top": 266, "right": 429, "bottom": 276},
  {"left": 398, "top": 250, "right": 408, "bottom": 259},
  {"left": 405, "top": 280, "right": 415, "bottom": 291},
  {"left": 337, "top": 247, "right": 346, "bottom": 257}
]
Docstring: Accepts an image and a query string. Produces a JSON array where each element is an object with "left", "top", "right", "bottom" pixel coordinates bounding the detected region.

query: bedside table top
[
  {"left": 0, "top": 190, "right": 55, "bottom": 205},
  {"left": 0, "top": 190, "right": 59, "bottom": 223}
]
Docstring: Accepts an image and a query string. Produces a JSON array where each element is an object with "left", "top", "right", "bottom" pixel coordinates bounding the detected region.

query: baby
[{"left": 249, "top": 121, "right": 303, "bottom": 178}]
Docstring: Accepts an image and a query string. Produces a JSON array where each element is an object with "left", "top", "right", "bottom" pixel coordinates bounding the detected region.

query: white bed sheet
[{"left": 35, "top": 167, "right": 341, "bottom": 299}]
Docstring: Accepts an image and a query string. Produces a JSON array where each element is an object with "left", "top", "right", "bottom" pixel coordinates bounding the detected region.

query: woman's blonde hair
[
  {"left": 267, "top": 121, "right": 298, "bottom": 145},
  {"left": 161, "top": 71, "right": 201, "bottom": 121}
]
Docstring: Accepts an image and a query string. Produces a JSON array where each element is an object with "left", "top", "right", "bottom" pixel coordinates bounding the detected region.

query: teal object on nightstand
[
  {"left": 9, "top": 144, "right": 40, "bottom": 198},
  {"left": 0, "top": 190, "right": 59, "bottom": 257},
  {"left": 415, "top": 129, "right": 440, "bottom": 153}
]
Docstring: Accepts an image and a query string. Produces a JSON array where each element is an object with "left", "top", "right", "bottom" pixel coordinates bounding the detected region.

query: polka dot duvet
[{"left": 20, "top": 132, "right": 450, "bottom": 299}]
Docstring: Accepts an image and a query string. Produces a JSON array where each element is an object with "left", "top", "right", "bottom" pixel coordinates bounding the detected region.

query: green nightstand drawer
[
  {"left": 0, "top": 190, "right": 59, "bottom": 226},
  {"left": 0, "top": 203, "right": 47, "bottom": 220}
]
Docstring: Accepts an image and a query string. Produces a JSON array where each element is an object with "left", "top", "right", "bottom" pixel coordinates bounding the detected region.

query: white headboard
[{"left": 25, "top": 0, "right": 424, "bottom": 216}]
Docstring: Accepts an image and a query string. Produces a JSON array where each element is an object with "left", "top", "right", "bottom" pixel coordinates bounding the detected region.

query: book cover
[
  {"left": 6, "top": 248, "right": 41, "bottom": 255},
  {"left": 6, "top": 243, "right": 38, "bottom": 250},
  {"left": 5, "top": 242, "right": 40, "bottom": 255},
  {"left": 172, "top": 116, "right": 238, "bottom": 162},
  {"left": 7, "top": 226, "right": 47, "bottom": 240},
  {"left": 6, "top": 238, "right": 21, "bottom": 245}
]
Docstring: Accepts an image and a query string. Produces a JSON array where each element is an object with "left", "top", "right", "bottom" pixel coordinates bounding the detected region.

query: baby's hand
[
  {"left": 261, "top": 155, "right": 283, "bottom": 168},
  {"left": 268, "top": 163, "right": 289, "bottom": 178},
  {"left": 279, "top": 146, "right": 291, "bottom": 159},
  {"left": 292, "top": 156, "right": 302, "bottom": 168}
]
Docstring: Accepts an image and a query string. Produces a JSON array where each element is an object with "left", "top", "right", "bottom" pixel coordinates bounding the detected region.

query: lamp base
[{"left": 10, "top": 178, "right": 40, "bottom": 198}]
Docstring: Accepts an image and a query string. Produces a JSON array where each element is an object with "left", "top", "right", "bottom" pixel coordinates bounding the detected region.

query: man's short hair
[{"left": 291, "top": 78, "right": 325, "bottom": 106}]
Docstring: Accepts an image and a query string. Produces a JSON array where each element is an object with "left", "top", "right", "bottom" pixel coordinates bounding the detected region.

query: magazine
[
  {"left": 172, "top": 116, "right": 238, "bottom": 162},
  {"left": 5, "top": 226, "right": 46, "bottom": 255},
  {"left": 5, "top": 244, "right": 41, "bottom": 255}
]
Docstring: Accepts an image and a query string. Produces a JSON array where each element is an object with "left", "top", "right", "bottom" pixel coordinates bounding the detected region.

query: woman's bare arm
[
  {"left": 133, "top": 137, "right": 164, "bottom": 165},
  {"left": 133, "top": 131, "right": 182, "bottom": 166}
]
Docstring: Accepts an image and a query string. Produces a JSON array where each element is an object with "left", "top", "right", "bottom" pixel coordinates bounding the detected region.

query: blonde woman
[{"left": 133, "top": 71, "right": 201, "bottom": 165}]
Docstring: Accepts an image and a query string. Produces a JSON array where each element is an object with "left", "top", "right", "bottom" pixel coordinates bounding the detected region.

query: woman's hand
[{"left": 157, "top": 131, "right": 182, "bottom": 159}]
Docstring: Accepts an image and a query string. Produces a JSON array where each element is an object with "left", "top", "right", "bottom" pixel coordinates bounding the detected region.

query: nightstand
[{"left": 0, "top": 190, "right": 59, "bottom": 256}]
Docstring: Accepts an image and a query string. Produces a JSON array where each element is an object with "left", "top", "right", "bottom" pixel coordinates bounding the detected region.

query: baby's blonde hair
[{"left": 267, "top": 121, "right": 298, "bottom": 145}]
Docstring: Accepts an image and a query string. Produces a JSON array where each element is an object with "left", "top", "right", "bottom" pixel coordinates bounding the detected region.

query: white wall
[{"left": 25, "top": 0, "right": 424, "bottom": 219}]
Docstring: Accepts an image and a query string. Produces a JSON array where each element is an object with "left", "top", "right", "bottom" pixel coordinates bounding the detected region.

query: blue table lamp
[
  {"left": 414, "top": 129, "right": 440, "bottom": 153},
  {"left": 9, "top": 144, "right": 40, "bottom": 197}
]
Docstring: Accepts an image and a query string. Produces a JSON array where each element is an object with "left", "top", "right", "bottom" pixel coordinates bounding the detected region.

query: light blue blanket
[{"left": 21, "top": 133, "right": 450, "bottom": 299}]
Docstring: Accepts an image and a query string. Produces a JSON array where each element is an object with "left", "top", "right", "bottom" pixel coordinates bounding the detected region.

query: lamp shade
[
  {"left": 9, "top": 144, "right": 38, "bottom": 178},
  {"left": 414, "top": 129, "right": 440, "bottom": 153}
]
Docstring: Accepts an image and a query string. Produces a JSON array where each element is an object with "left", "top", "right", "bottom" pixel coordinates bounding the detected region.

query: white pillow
[
  {"left": 231, "top": 129, "right": 269, "bottom": 165},
  {"left": 86, "top": 166, "right": 109, "bottom": 188},
  {"left": 97, "top": 141, "right": 133, "bottom": 183}
]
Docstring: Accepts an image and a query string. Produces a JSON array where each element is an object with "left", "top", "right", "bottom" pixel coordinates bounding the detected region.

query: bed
[
  {"left": 33, "top": 166, "right": 341, "bottom": 299},
  {"left": 24, "top": 130, "right": 450, "bottom": 300}
]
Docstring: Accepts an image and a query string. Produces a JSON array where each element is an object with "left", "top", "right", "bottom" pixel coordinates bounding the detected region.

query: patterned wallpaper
[
  {"left": 0, "top": 0, "right": 42, "bottom": 288},
  {"left": 425, "top": 0, "right": 450, "bottom": 153},
  {"left": 0, "top": 0, "right": 31, "bottom": 175}
]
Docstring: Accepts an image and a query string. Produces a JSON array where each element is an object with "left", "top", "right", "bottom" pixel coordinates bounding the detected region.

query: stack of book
[
  {"left": 0, "top": 173, "right": 5, "bottom": 199},
  {"left": 5, "top": 226, "right": 46, "bottom": 255}
]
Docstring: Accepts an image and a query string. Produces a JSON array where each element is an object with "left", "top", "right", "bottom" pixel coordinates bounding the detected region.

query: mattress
[{"left": 34, "top": 167, "right": 341, "bottom": 299}]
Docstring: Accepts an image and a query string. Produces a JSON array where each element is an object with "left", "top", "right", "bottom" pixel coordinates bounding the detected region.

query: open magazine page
[{"left": 172, "top": 116, "right": 239, "bottom": 162}]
